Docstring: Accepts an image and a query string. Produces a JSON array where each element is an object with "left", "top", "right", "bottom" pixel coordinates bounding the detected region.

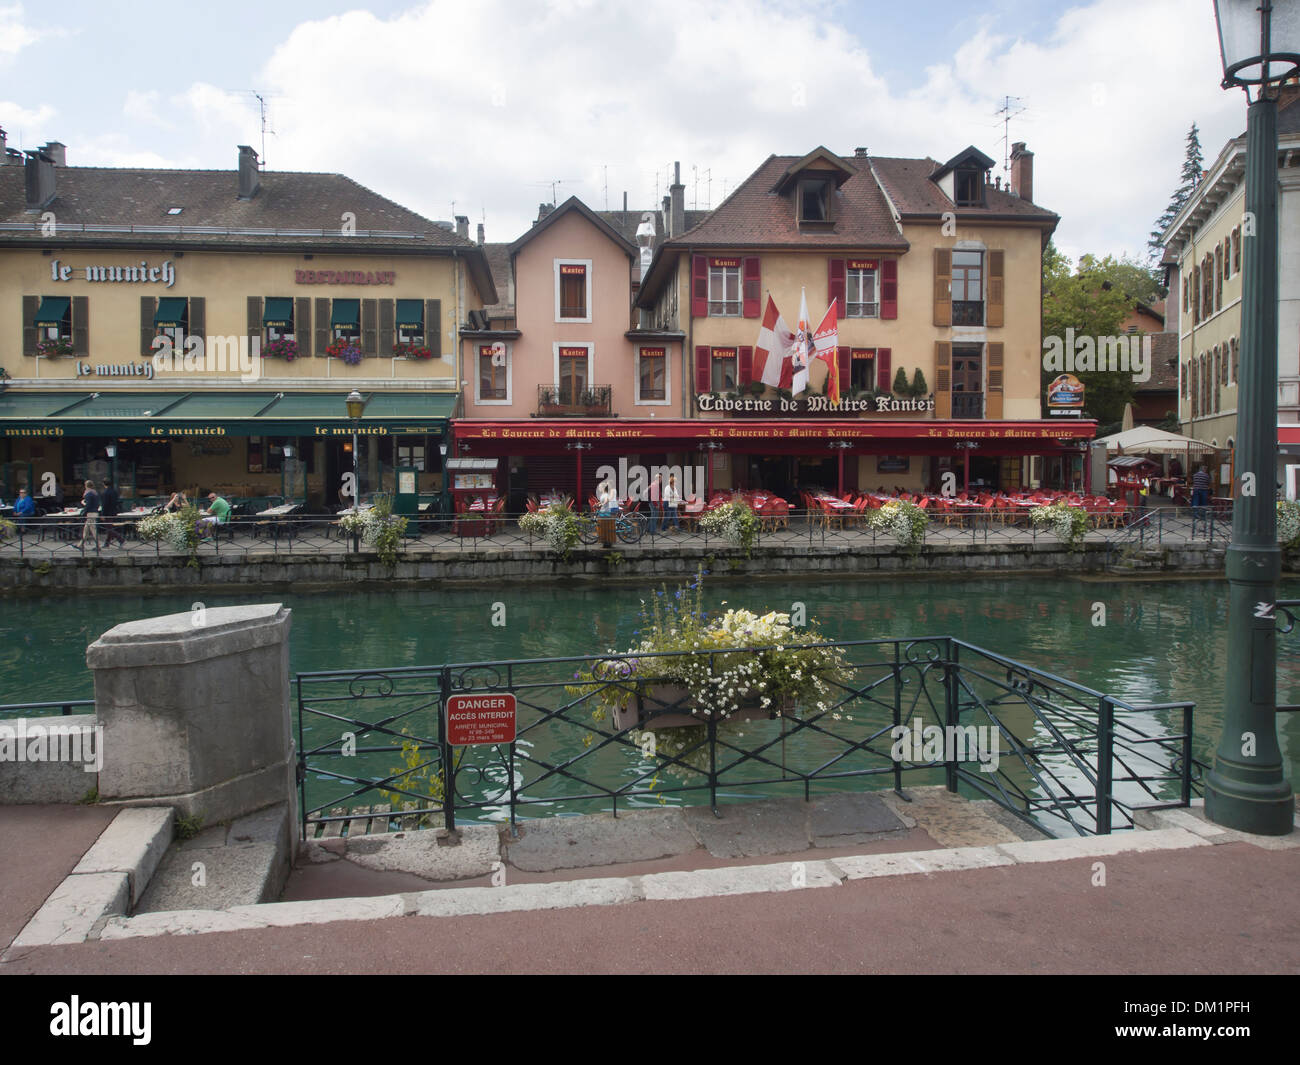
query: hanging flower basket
[
  {"left": 610, "top": 684, "right": 794, "bottom": 731},
  {"left": 36, "top": 339, "right": 75, "bottom": 358},
  {"left": 395, "top": 344, "right": 433, "bottom": 360},
  {"left": 326, "top": 340, "right": 363, "bottom": 365},
  {"left": 262, "top": 338, "right": 300, "bottom": 361}
]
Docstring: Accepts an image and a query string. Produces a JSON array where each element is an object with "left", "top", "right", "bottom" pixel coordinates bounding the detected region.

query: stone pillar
[{"left": 86, "top": 604, "right": 295, "bottom": 827}]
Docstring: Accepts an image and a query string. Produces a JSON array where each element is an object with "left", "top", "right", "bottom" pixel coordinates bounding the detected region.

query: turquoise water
[{"left": 4, "top": 575, "right": 1299, "bottom": 825}]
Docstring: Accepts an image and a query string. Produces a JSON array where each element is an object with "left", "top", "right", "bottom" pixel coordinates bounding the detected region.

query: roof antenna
[
  {"left": 250, "top": 91, "right": 276, "bottom": 169},
  {"left": 994, "top": 95, "right": 1026, "bottom": 178}
]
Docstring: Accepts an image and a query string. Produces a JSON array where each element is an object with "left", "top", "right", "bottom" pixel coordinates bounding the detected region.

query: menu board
[{"left": 455, "top": 472, "right": 495, "bottom": 490}]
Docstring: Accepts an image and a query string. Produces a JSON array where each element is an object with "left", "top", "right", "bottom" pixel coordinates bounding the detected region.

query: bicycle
[{"left": 577, "top": 509, "right": 646, "bottom": 545}]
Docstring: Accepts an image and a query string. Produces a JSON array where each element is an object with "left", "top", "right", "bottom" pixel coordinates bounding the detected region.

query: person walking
[
  {"left": 1191, "top": 464, "right": 1212, "bottom": 509},
  {"left": 99, "top": 479, "right": 125, "bottom": 547},
  {"left": 663, "top": 473, "right": 681, "bottom": 533},
  {"left": 77, "top": 479, "right": 100, "bottom": 548},
  {"left": 648, "top": 472, "right": 663, "bottom": 534}
]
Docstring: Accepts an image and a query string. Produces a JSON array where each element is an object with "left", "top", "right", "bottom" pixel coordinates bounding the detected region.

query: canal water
[{"left": 5, "top": 574, "right": 1299, "bottom": 827}]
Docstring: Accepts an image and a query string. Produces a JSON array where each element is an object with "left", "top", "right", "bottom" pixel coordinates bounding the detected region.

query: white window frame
[
  {"left": 707, "top": 264, "right": 741, "bottom": 316},
  {"left": 845, "top": 267, "right": 879, "bottom": 318},
  {"left": 634, "top": 346, "right": 672, "bottom": 407},
  {"left": 475, "top": 341, "right": 513, "bottom": 406},
  {"left": 552, "top": 341, "right": 594, "bottom": 401},
  {"left": 554, "top": 259, "right": 593, "bottom": 324}
]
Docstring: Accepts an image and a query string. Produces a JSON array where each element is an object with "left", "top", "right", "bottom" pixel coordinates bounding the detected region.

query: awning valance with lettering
[
  {"left": 153, "top": 297, "right": 188, "bottom": 327},
  {"left": 395, "top": 299, "right": 424, "bottom": 330},
  {"left": 262, "top": 298, "right": 293, "bottom": 327},
  {"left": 329, "top": 299, "right": 360, "bottom": 327},
  {"left": 33, "top": 296, "right": 70, "bottom": 325}
]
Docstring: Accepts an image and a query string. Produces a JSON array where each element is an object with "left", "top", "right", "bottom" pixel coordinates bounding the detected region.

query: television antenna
[
  {"left": 249, "top": 91, "right": 278, "bottom": 168},
  {"left": 529, "top": 178, "right": 578, "bottom": 205},
  {"left": 994, "top": 95, "right": 1027, "bottom": 177}
]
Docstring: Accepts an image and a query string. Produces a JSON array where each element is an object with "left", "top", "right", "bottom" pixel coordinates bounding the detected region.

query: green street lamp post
[
  {"left": 346, "top": 390, "right": 365, "bottom": 508},
  {"left": 1206, "top": 0, "right": 1299, "bottom": 834}
]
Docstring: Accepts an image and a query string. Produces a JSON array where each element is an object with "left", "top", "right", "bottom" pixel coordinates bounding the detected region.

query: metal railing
[
  {"left": 295, "top": 636, "right": 1200, "bottom": 841},
  {"left": 0, "top": 699, "right": 95, "bottom": 720},
  {"left": 536, "top": 383, "right": 613, "bottom": 416},
  {"left": 1105, "top": 506, "right": 1233, "bottom": 553},
  {"left": 951, "top": 392, "right": 983, "bottom": 419}
]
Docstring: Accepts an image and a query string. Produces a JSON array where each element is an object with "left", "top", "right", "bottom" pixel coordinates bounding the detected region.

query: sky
[{"left": 0, "top": 0, "right": 1250, "bottom": 265}]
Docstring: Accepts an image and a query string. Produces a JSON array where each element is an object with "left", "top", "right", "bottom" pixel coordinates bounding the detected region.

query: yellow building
[{"left": 0, "top": 141, "right": 495, "bottom": 507}]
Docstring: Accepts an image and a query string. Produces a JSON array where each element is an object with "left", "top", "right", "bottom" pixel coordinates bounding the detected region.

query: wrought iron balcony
[
  {"left": 952, "top": 300, "right": 984, "bottom": 327},
  {"left": 537, "top": 383, "right": 613, "bottom": 416},
  {"left": 951, "top": 392, "right": 983, "bottom": 419}
]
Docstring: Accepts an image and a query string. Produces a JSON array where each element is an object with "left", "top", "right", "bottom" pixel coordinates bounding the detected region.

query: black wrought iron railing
[
  {"left": 0, "top": 699, "right": 95, "bottom": 720},
  {"left": 536, "top": 383, "right": 613, "bottom": 415},
  {"left": 295, "top": 637, "right": 1200, "bottom": 842},
  {"left": 951, "top": 392, "right": 983, "bottom": 419},
  {"left": 952, "top": 300, "right": 984, "bottom": 326}
]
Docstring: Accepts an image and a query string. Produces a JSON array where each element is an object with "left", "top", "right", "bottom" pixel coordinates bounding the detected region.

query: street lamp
[
  {"left": 281, "top": 444, "right": 293, "bottom": 503},
  {"left": 105, "top": 444, "right": 117, "bottom": 491},
  {"left": 1206, "top": 0, "right": 1298, "bottom": 835},
  {"left": 346, "top": 390, "right": 364, "bottom": 508},
  {"left": 438, "top": 441, "right": 449, "bottom": 518}
]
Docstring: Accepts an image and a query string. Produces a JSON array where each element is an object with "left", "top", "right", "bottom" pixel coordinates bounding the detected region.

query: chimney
[
  {"left": 1009, "top": 141, "right": 1033, "bottom": 204},
  {"left": 237, "top": 145, "right": 260, "bottom": 200},
  {"left": 24, "top": 148, "right": 55, "bottom": 210},
  {"left": 476, "top": 222, "right": 485, "bottom": 245},
  {"left": 669, "top": 160, "right": 685, "bottom": 241},
  {"left": 455, "top": 214, "right": 469, "bottom": 240},
  {"left": 42, "top": 141, "right": 66, "bottom": 166},
  {"left": 854, "top": 147, "right": 868, "bottom": 158}
]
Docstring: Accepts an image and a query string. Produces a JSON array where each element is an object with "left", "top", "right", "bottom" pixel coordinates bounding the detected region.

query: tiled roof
[
  {"left": 1137, "top": 331, "right": 1180, "bottom": 392},
  {"left": 870, "top": 155, "right": 1058, "bottom": 221}
]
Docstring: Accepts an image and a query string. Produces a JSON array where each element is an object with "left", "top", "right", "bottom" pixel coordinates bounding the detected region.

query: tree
[
  {"left": 910, "top": 368, "right": 928, "bottom": 397},
  {"left": 1148, "top": 123, "right": 1204, "bottom": 264},
  {"left": 893, "top": 366, "right": 909, "bottom": 395}
]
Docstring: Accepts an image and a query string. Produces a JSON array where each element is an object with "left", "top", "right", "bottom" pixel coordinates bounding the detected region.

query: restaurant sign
[
  {"left": 697, "top": 393, "right": 935, "bottom": 415},
  {"left": 1046, "top": 373, "right": 1084, "bottom": 418}
]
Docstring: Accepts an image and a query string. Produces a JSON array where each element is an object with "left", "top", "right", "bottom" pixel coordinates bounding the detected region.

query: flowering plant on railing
[
  {"left": 136, "top": 504, "right": 200, "bottom": 566},
  {"left": 1278, "top": 499, "right": 1300, "bottom": 548},
  {"left": 262, "top": 338, "right": 299, "bottom": 361},
  {"left": 698, "top": 499, "right": 758, "bottom": 557},
  {"left": 519, "top": 503, "right": 580, "bottom": 560},
  {"left": 35, "top": 338, "right": 75, "bottom": 358},
  {"left": 394, "top": 343, "right": 433, "bottom": 360},
  {"left": 1030, "top": 500, "right": 1089, "bottom": 551},
  {"left": 867, "top": 498, "right": 927, "bottom": 553},
  {"left": 338, "top": 499, "right": 407, "bottom": 566},
  {"left": 325, "top": 340, "right": 363, "bottom": 365}
]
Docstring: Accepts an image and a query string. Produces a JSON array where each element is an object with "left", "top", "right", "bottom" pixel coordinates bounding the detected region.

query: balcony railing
[
  {"left": 951, "top": 392, "right": 983, "bottom": 419},
  {"left": 537, "top": 383, "right": 612, "bottom": 416},
  {"left": 952, "top": 300, "right": 984, "bottom": 326}
]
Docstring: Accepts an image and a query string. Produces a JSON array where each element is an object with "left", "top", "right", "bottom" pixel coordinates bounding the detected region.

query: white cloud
[
  {"left": 0, "top": 4, "right": 50, "bottom": 59},
  {"left": 123, "top": 89, "right": 169, "bottom": 129},
  {"left": 0, "top": 99, "right": 56, "bottom": 143}
]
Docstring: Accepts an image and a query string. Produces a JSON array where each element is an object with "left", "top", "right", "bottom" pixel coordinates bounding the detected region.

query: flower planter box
[
  {"left": 611, "top": 684, "right": 792, "bottom": 731},
  {"left": 455, "top": 517, "right": 487, "bottom": 537}
]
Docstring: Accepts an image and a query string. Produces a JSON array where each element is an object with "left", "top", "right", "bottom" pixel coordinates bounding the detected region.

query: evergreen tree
[
  {"left": 910, "top": 368, "right": 928, "bottom": 397},
  {"left": 892, "top": 366, "right": 909, "bottom": 395},
  {"left": 1148, "top": 123, "right": 1204, "bottom": 264}
]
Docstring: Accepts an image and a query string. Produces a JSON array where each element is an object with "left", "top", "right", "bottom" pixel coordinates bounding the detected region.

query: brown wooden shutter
[
  {"left": 876, "top": 347, "right": 892, "bottom": 393},
  {"left": 379, "top": 299, "right": 395, "bottom": 358},
  {"left": 188, "top": 297, "right": 204, "bottom": 347},
  {"left": 738, "top": 345, "right": 753, "bottom": 385},
  {"left": 1215, "top": 250, "right": 1223, "bottom": 309},
  {"left": 837, "top": 346, "right": 850, "bottom": 389},
  {"left": 828, "top": 258, "right": 845, "bottom": 316},
  {"left": 741, "top": 257, "right": 761, "bottom": 318},
  {"left": 881, "top": 259, "right": 898, "bottom": 319},
  {"left": 935, "top": 341, "right": 951, "bottom": 419},
  {"left": 986, "top": 342, "right": 1004, "bottom": 420},
  {"left": 691, "top": 255, "right": 708, "bottom": 317},
  {"left": 361, "top": 298, "right": 378, "bottom": 356},
  {"left": 426, "top": 299, "right": 441, "bottom": 357},
  {"left": 986, "top": 250, "right": 1004, "bottom": 327},
  {"left": 22, "top": 296, "right": 38, "bottom": 356},
  {"left": 933, "top": 249, "right": 951, "bottom": 326},
  {"left": 141, "top": 296, "right": 155, "bottom": 356},
  {"left": 72, "top": 296, "right": 89, "bottom": 355},
  {"left": 315, "top": 298, "right": 330, "bottom": 356},
  {"left": 695, "top": 346, "right": 711, "bottom": 394},
  {"left": 248, "top": 296, "right": 261, "bottom": 341},
  {"left": 295, "top": 297, "right": 311, "bottom": 350}
]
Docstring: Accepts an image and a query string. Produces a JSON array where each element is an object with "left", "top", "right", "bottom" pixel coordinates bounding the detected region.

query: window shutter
[
  {"left": 295, "top": 297, "right": 311, "bottom": 348},
  {"left": 1232, "top": 339, "right": 1238, "bottom": 383},
  {"left": 426, "top": 299, "right": 442, "bottom": 357},
  {"left": 315, "top": 298, "right": 330, "bottom": 356},
  {"left": 22, "top": 295, "right": 38, "bottom": 356},
  {"left": 742, "top": 257, "right": 761, "bottom": 318},
  {"left": 933, "top": 249, "right": 951, "bottom": 326},
  {"left": 986, "top": 342, "right": 1004, "bottom": 419},
  {"left": 361, "top": 298, "right": 378, "bottom": 356},
  {"left": 1215, "top": 252, "right": 1223, "bottom": 309},
  {"left": 876, "top": 347, "right": 892, "bottom": 392},
  {"left": 188, "top": 297, "right": 204, "bottom": 342},
  {"left": 141, "top": 296, "right": 155, "bottom": 356},
  {"left": 738, "top": 345, "right": 753, "bottom": 385},
  {"left": 881, "top": 258, "right": 898, "bottom": 319},
  {"left": 72, "top": 296, "right": 89, "bottom": 355},
  {"left": 837, "top": 345, "right": 850, "bottom": 388},
  {"left": 695, "top": 346, "right": 711, "bottom": 394},
  {"left": 247, "top": 296, "right": 261, "bottom": 339},
  {"left": 986, "top": 250, "right": 1004, "bottom": 327},
  {"left": 379, "top": 299, "right": 395, "bottom": 358},
  {"left": 935, "top": 341, "right": 951, "bottom": 419},
  {"left": 691, "top": 255, "right": 708, "bottom": 317},
  {"left": 828, "top": 258, "right": 846, "bottom": 315}
]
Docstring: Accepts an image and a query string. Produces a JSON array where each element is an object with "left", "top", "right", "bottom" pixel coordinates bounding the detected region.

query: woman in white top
[{"left": 662, "top": 474, "right": 681, "bottom": 532}]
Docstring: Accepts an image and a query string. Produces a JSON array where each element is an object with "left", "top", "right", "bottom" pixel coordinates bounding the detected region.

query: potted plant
[
  {"left": 867, "top": 498, "right": 928, "bottom": 554},
  {"left": 262, "top": 337, "right": 299, "bottom": 362},
  {"left": 1029, "top": 499, "right": 1089, "bottom": 551},
  {"left": 36, "top": 338, "right": 75, "bottom": 358},
  {"left": 698, "top": 498, "right": 759, "bottom": 557},
  {"left": 326, "top": 340, "right": 364, "bottom": 365},
  {"left": 395, "top": 343, "right": 433, "bottom": 360},
  {"left": 519, "top": 503, "right": 580, "bottom": 559}
]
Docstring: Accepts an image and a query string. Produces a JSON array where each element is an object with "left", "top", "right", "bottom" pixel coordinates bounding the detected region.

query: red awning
[{"left": 1279, "top": 425, "right": 1300, "bottom": 445}]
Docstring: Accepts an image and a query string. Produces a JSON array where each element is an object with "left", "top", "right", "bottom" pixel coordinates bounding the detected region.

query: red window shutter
[
  {"left": 876, "top": 347, "right": 892, "bottom": 392},
  {"left": 742, "top": 257, "right": 761, "bottom": 318},
  {"left": 828, "top": 258, "right": 846, "bottom": 315},
  {"left": 691, "top": 255, "right": 708, "bottom": 318},
  {"left": 739, "top": 345, "right": 753, "bottom": 384},
  {"left": 881, "top": 259, "right": 898, "bottom": 319},
  {"left": 837, "top": 345, "right": 850, "bottom": 386},
  {"left": 695, "top": 345, "right": 711, "bottom": 393}
]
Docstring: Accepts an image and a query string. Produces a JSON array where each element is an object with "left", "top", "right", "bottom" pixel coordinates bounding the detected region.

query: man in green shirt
[{"left": 198, "top": 491, "right": 231, "bottom": 538}]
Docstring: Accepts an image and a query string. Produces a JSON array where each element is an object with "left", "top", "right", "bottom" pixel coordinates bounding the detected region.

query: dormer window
[
  {"left": 954, "top": 169, "right": 983, "bottom": 207},
  {"left": 798, "top": 178, "right": 831, "bottom": 223}
]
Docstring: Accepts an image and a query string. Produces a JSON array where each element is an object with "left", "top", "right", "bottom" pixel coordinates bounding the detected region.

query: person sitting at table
[
  {"left": 76, "top": 480, "right": 100, "bottom": 548},
  {"left": 163, "top": 490, "right": 189, "bottom": 513},
  {"left": 663, "top": 474, "right": 682, "bottom": 533},
  {"left": 99, "top": 480, "right": 126, "bottom": 547},
  {"left": 197, "top": 491, "right": 231, "bottom": 539},
  {"left": 13, "top": 488, "right": 35, "bottom": 526}
]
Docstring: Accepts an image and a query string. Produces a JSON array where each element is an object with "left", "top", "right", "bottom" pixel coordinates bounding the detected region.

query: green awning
[
  {"left": 396, "top": 299, "right": 424, "bottom": 329},
  {"left": 33, "top": 296, "right": 70, "bottom": 326},
  {"left": 153, "top": 297, "right": 188, "bottom": 327},
  {"left": 330, "top": 299, "right": 360, "bottom": 327},
  {"left": 262, "top": 298, "right": 293, "bottom": 327}
]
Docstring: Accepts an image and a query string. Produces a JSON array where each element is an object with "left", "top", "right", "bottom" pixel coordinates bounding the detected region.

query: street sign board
[{"left": 446, "top": 693, "right": 517, "bottom": 746}]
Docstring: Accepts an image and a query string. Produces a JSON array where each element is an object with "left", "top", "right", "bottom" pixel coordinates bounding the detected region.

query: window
[
  {"left": 846, "top": 261, "right": 879, "bottom": 317},
  {"left": 153, "top": 297, "right": 188, "bottom": 348},
  {"left": 711, "top": 347, "right": 737, "bottom": 391},
  {"left": 330, "top": 298, "right": 361, "bottom": 343},
  {"left": 954, "top": 169, "right": 982, "bottom": 207},
  {"left": 798, "top": 178, "right": 831, "bottom": 222},
  {"left": 33, "top": 295, "right": 72, "bottom": 342},
  {"left": 850, "top": 348, "right": 876, "bottom": 391},
  {"left": 638, "top": 347, "right": 666, "bottom": 401},
  {"left": 262, "top": 297, "right": 295, "bottom": 342},
  {"left": 395, "top": 437, "right": 426, "bottom": 472},
  {"left": 558, "top": 346, "right": 588, "bottom": 404},
  {"left": 951, "top": 250, "right": 983, "bottom": 326},
  {"left": 708, "top": 261, "right": 741, "bottom": 316},
  {"left": 1231, "top": 337, "right": 1239, "bottom": 383},
  {"left": 555, "top": 261, "right": 591, "bottom": 322},
  {"left": 479, "top": 343, "right": 508, "bottom": 401},
  {"left": 395, "top": 299, "right": 425, "bottom": 346}
]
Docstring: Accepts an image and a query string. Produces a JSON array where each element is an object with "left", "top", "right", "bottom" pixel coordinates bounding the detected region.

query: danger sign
[{"left": 446, "top": 693, "right": 517, "bottom": 746}]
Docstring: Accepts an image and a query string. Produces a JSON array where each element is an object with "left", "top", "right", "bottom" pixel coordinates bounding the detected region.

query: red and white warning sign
[{"left": 445, "top": 693, "right": 517, "bottom": 746}]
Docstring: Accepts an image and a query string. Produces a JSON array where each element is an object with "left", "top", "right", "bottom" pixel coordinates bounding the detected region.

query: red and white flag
[
  {"left": 812, "top": 301, "right": 840, "bottom": 404},
  {"left": 752, "top": 295, "right": 795, "bottom": 387},
  {"left": 789, "top": 288, "right": 813, "bottom": 396}
]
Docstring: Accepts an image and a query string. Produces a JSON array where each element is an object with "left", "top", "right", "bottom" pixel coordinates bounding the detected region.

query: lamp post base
[{"left": 1204, "top": 770, "right": 1295, "bottom": 836}]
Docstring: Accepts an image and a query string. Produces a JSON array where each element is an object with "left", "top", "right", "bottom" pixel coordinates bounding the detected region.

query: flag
[
  {"left": 812, "top": 301, "right": 840, "bottom": 404},
  {"left": 752, "top": 295, "right": 794, "bottom": 387},
  {"left": 790, "top": 287, "right": 812, "bottom": 396}
]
